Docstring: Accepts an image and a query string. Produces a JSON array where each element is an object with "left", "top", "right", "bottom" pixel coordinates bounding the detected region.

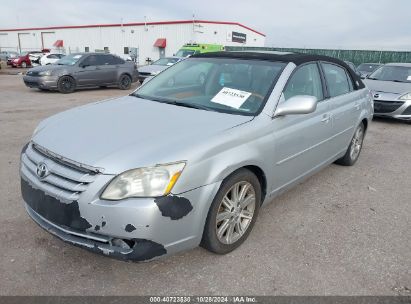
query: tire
[
  {"left": 57, "top": 76, "right": 76, "bottom": 94},
  {"left": 335, "top": 122, "right": 365, "bottom": 166},
  {"left": 21, "top": 62, "right": 27, "bottom": 68},
  {"left": 201, "top": 168, "right": 261, "bottom": 254},
  {"left": 118, "top": 74, "right": 132, "bottom": 90}
]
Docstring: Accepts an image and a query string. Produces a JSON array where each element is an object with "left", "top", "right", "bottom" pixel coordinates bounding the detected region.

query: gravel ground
[{"left": 0, "top": 75, "right": 410, "bottom": 296}]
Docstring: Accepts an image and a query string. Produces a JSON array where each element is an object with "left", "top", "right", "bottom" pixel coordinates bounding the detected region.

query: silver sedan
[
  {"left": 364, "top": 63, "right": 411, "bottom": 121},
  {"left": 20, "top": 52, "right": 373, "bottom": 261}
]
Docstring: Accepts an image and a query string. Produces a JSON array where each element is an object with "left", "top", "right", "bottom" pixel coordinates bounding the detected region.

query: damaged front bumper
[{"left": 20, "top": 142, "right": 220, "bottom": 261}]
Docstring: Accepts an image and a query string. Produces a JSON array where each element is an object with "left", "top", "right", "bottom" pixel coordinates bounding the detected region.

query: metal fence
[{"left": 225, "top": 46, "right": 411, "bottom": 66}]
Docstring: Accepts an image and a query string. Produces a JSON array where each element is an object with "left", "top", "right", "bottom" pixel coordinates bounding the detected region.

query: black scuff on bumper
[{"left": 21, "top": 178, "right": 167, "bottom": 261}]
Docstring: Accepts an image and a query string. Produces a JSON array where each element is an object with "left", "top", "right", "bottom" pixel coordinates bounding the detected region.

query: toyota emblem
[{"left": 36, "top": 162, "right": 49, "bottom": 179}]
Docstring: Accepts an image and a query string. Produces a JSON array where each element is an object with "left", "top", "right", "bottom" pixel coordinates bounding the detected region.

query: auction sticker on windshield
[{"left": 211, "top": 87, "right": 252, "bottom": 109}]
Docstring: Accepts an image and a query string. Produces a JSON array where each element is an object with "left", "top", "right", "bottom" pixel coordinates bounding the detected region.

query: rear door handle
[
  {"left": 354, "top": 102, "right": 360, "bottom": 110},
  {"left": 321, "top": 114, "right": 331, "bottom": 123}
]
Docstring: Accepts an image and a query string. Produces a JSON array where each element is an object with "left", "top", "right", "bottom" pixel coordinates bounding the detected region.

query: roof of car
[
  {"left": 192, "top": 51, "right": 365, "bottom": 89},
  {"left": 193, "top": 51, "right": 345, "bottom": 65},
  {"left": 385, "top": 62, "right": 411, "bottom": 67}
]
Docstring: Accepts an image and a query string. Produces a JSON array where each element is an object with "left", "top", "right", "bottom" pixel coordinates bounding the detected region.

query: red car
[
  {"left": 8, "top": 53, "right": 32, "bottom": 68},
  {"left": 8, "top": 51, "right": 47, "bottom": 68}
]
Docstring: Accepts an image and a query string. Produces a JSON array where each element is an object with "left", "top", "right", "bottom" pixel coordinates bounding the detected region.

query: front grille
[
  {"left": 373, "top": 100, "right": 404, "bottom": 113},
  {"left": 138, "top": 72, "right": 151, "bottom": 76},
  {"left": 24, "top": 81, "right": 39, "bottom": 87},
  {"left": 402, "top": 106, "right": 411, "bottom": 115},
  {"left": 20, "top": 143, "right": 98, "bottom": 203}
]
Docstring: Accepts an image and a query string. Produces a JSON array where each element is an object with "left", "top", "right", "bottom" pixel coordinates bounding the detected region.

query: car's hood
[
  {"left": 138, "top": 64, "right": 168, "bottom": 74},
  {"left": 32, "top": 96, "right": 253, "bottom": 174},
  {"left": 363, "top": 79, "right": 411, "bottom": 95}
]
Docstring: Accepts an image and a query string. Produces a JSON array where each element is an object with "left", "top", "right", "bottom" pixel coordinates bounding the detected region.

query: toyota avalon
[{"left": 20, "top": 52, "right": 373, "bottom": 261}]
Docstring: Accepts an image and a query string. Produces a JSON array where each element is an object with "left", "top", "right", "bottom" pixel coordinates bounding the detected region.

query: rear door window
[{"left": 321, "top": 63, "right": 352, "bottom": 97}]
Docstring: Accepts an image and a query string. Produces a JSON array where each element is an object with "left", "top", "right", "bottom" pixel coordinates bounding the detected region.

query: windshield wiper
[
  {"left": 169, "top": 101, "right": 215, "bottom": 111},
  {"left": 131, "top": 93, "right": 216, "bottom": 112}
]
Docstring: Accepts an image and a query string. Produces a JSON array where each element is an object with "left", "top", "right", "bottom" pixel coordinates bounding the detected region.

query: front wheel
[
  {"left": 57, "top": 76, "right": 76, "bottom": 93},
  {"left": 201, "top": 169, "right": 261, "bottom": 254},
  {"left": 335, "top": 122, "right": 365, "bottom": 166},
  {"left": 21, "top": 62, "right": 27, "bottom": 68},
  {"left": 118, "top": 74, "right": 132, "bottom": 90}
]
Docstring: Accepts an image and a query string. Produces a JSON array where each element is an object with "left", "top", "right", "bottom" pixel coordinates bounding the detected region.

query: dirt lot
[{"left": 0, "top": 75, "right": 410, "bottom": 296}]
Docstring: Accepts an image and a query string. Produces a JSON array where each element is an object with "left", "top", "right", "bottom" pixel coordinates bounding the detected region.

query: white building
[{"left": 0, "top": 19, "right": 265, "bottom": 64}]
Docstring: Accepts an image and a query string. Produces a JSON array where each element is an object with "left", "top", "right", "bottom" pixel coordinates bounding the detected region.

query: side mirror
[{"left": 274, "top": 95, "right": 317, "bottom": 117}]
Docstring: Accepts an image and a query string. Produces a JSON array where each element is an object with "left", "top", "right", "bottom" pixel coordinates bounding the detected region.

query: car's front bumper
[
  {"left": 138, "top": 73, "right": 152, "bottom": 83},
  {"left": 373, "top": 98, "right": 411, "bottom": 121},
  {"left": 20, "top": 143, "right": 220, "bottom": 261},
  {"left": 23, "top": 75, "right": 58, "bottom": 89}
]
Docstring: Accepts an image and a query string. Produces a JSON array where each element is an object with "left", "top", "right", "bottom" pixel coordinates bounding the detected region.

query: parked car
[
  {"left": 363, "top": 63, "right": 411, "bottom": 121},
  {"left": 40, "top": 53, "right": 66, "bottom": 66},
  {"left": 0, "top": 51, "right": 20, "bottom": 61},
  {"left": 20, "top": 52, "right": 372, "bottom": 261},
  {"left": 138, "top": 57, "right": 182, "bottom": 83},
  {"left": 357, "top": 63, "right": 382, "bottom": 78},
  {"left": 23, "top": 53, "right": 138, "bottom": 93},
  {"left": 344, "top": 60, "right": 361, "bottom": 76},
  {"left": 29, "top": 51, "right": 49, "bottom": 66},
  {"left": 8, "top": 52, "right": 32, "bottom": 68}
]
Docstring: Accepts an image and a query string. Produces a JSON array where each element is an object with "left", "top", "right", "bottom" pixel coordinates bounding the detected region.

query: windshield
[
  {"left": 55, "top": 54, "right": 83, "bottom": 66},
  {"left": 357, "top": 64, "right": 381, "bottom": 73},
  {"left": 152, "top": 58, "right": 180, "bottom": 66},
  {"left": 175, "top": 50, "right": 196, "bottom": 57},
  {"left": 368, "top": 65, "right": 411, "bottom": 82},
  {"left": 132, "top": 57, "right": 286, "bottom": 116}
]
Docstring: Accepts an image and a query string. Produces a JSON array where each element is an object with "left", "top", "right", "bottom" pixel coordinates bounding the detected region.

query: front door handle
[{"left": 321, "top": 114, "right": 331, "bottom": 123}]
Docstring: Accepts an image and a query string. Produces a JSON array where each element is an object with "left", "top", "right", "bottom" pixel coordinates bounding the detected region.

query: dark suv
[{"left": 23, "top": 53, "right": 138, "bottom": 93}]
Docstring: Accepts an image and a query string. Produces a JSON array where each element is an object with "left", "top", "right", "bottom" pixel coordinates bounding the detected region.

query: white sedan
[{"left": 40, "top": 53, "right": 65, "bottom": 65}]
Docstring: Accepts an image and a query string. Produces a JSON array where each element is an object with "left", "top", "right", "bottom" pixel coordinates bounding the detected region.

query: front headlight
[
  {"left": 399, "top": 92, "right": 411, "bottom": 100},
  {"left": 101, "top": 162, "right": 186, "bottom": 200},
  {"left": 38, "top": 70, "right": 52, "bottom": 76}
]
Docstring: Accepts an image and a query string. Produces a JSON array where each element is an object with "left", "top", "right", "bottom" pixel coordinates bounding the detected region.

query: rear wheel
[
  {"left": 21, "top": 62, "right": 27, "bottom": 68},
  {"left": 335, "top": 122, "right": 365, "bottom": 166},
  {"left": 118, "top": 74, "right": 132, "bottom": 90},
  {"left": 201, "top": 169, "right": 261, "bottom": 254},
  {"left": 57, "top": 76, "right": 76, "bottom": 93}
]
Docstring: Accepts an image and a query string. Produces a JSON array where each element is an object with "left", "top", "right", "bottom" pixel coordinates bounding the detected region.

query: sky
[{"left": 1, "top": 0, "right": 410, "bottom": 51}]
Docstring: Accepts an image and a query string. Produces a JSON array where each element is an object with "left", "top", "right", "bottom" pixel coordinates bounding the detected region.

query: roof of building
[
  {"left": 0, "top": 20, "right": 265, "bottom": 37},
  {"left": 193, "top": 51, "right": 365, "bottom": 89}
]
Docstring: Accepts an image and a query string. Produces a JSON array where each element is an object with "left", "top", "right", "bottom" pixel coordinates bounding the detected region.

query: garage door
[
  {"left": 18, "top": 33, "right": 35, "bottom": 52},
  {"left": 0, "top": 33, "right": 10, "bottom": 51},
  {"left": 41, "top": 32, "right": 56, "bottom": 49}
]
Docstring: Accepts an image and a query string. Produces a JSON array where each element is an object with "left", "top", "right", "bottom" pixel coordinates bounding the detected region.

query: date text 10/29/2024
[{"left": 149, "top": 296, "right": 257, "bottom": 303}]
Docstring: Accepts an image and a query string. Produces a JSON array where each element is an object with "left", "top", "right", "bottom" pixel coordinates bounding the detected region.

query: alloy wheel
[
  {"left": 350, "top": 125, "right": 364, "bottom": 160},
  {"left": 215, "top": 181, "right": 256, "bottom": 245}
]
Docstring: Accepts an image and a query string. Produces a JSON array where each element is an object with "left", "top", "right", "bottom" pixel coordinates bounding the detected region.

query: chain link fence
[{"left": 225, "top": 46, "right": 411, "bottom": 66}]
